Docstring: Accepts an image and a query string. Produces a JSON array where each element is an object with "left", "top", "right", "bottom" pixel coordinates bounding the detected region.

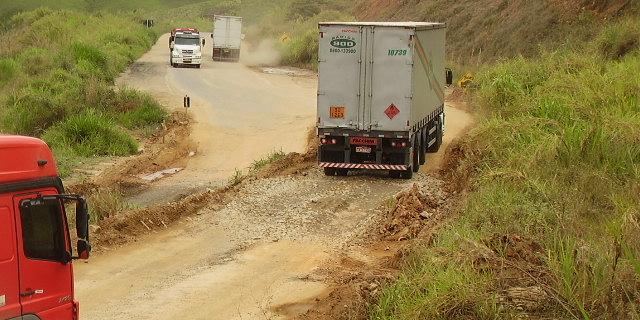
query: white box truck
[
  {"left": 317, "top": 22, "right": 452, "bottom": 179},
  {"left": 211, "top": 15, "right": 243, "bottom": 62},
  {"left": 170, "top": 28, "right": 204, "bottom": 68}
]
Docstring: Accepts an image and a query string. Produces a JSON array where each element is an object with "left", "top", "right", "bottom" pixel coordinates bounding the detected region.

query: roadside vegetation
[
  {"left": 0, "top": 8, "right": 166, "bottom": 176},
  {"left": 154, "top": 0, "right": 353, "bottom": 69},
  {"left": 371, "top": 16, "right": 640, "bottom": 320}
]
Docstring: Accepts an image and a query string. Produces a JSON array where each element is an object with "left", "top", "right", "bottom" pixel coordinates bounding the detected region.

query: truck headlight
[{"left": 172, "top": 49, "right": 181, "bottom": 58}]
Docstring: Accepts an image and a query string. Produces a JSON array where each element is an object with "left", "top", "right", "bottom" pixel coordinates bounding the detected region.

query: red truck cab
[{"left": 0, "top": 136, "right": 90, "bottom": 320}]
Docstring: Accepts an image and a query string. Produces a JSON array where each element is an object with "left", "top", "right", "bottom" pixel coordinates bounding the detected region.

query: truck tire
[
  {"left": 403, "top": 166, "right": 414, "bottom": 179},
  {"left": 324, "top": 168, "right": 336, "bottom": 176}
]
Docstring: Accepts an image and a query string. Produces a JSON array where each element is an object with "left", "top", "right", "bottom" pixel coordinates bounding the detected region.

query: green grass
[
  {"left": 42, "top": 110, "right": 139, "bottom": 157},
  {"left": 372, "top": 17, "right": 640, "bottom": 319},
  {"left": 0, "top": 8, "right": 166, "bottom": 176},
  {"left": 250, "top": 150, "right": 285, "bottom": 171}
]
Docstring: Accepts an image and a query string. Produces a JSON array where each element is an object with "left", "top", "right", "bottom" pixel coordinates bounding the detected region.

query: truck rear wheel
[
  {"left": 403, "top": 167, "right": 414, "bottom": 179},
  {"left": 324, "top": 168, "right": 336, "bottom": 176}
]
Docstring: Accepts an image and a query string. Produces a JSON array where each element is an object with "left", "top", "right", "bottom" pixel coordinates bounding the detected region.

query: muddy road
[{"left": 74, "top": 34, "right": 473, "bottom": 319}]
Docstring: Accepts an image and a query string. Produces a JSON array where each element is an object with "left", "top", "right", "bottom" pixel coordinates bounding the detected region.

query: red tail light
[
  {"left": 391, "top": 140, "right": 408, "bottom": 148},
  {"left": 321, "top": 138, "right": 338, "bottom": 145}
]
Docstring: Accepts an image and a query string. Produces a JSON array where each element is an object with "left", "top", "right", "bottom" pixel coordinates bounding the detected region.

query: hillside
[
  {"left": 354, "top": 0, "right": 639, "bottom": 64},
  {"left": 0, "top": 9, "right": 167, "bottom": 175},
  {"left": 0, "top": 0, "right": 208, "bottom": 20}
]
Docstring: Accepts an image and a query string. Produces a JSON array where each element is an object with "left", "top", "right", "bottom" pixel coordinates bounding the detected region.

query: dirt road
[
  {"left": 116, "top": 34, "right": 317, "bottom": 205},
  {"left": 74, "top": 35, "right": 473, "bottom": 319}
]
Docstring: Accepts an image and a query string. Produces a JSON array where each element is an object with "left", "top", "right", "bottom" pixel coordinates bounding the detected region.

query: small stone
[{"left": 419, "top": 211, "right": 433, "bottom": 219}]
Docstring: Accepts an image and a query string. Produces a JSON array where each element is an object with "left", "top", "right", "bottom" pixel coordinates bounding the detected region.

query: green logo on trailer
[{"left": 330, "top": 36, "right": 356, "bottom": 49}]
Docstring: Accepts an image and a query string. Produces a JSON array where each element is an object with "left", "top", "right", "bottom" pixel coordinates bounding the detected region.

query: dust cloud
[{"left": 240, "top": 39, "right": 282, "bottom": 67}]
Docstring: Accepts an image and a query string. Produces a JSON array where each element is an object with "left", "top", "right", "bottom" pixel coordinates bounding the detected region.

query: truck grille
[{"left": 181, "top": 50, "right": 194, "bottom": 54}]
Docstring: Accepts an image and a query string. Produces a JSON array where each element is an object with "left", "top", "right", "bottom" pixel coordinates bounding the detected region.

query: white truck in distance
[
  {"left": 317, "top": 22, "right": 452, "bottom": 179},
  {"left": 170, "top": 28, "right": 204, "bottom": 68},
  {"left": 211, "top": 15, "right": 243, "bottom": 62}
]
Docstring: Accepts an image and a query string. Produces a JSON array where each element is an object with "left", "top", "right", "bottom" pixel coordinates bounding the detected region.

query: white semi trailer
[
  {"left": 211, "top": 15, "right": 243, "bottom": 62},
  {"left": 317, "top": 22, "right": 452, "bottom": 179}
]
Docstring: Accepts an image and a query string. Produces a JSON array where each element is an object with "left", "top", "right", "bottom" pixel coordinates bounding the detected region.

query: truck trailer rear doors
[
  {"left": 213, "top": 16, "right": 242, "bottom": 49},
  {"left": 318, "top": 25, "right": 363, "bottom": 129},
  {"left": 318, "top": 24, "right": 412, "bottom": 133},
  {"left": 368, "top": 27, "right": 413, "bottom": 132}
]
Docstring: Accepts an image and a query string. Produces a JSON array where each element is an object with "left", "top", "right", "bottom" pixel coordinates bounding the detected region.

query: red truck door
[
  {"left": 0, "top": 196, "right": 21, "bottom": 319},
  {"left": 14, "top": 192, "right": 74, "bottom": 319}
]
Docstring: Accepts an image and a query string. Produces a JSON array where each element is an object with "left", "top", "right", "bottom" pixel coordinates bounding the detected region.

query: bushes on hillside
[
  {"left": 281, "top": 7, "right": 354, "bottom": 69},
  {"left": 596, "top": 17, "right": 640, "bottom": 59},
  {"left": 43, "top": 110, "right": 138, "bottom": 157},
  {"left": 0, "top": 58, "right": 19, "bottom": 86},
  {"left": 0, "top": 9, "right": 165, "bottom": 174}
]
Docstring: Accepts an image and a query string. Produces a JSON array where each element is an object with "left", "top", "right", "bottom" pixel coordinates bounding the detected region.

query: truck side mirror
[
  {"left": 202, "top": 39, "right": 206, "bottom": 46},
  {"left": 77, "top": 239, "right": 91, "bottom": 260},
  {"left": 75, "top": 198, "right": 91, "bottom": 260},
  {"left": 210, "top": 34, "right": 213, "bottom": 38},
  {"left": 445, "top": 68, "right": 453, "bottom": 86}
]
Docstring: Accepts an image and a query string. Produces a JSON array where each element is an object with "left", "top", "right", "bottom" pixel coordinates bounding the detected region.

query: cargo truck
[
  {"left": 211, "top": 15, "right": 243, "bottom": 62},
  {"left": 317, "top": 22, "right": 452, "bottom": 179},
  {"left": 0, "top": 136, "right": 91, "bottom": 320},
  {"left": 170, "top": 28, "right": 204, "bottom": 68}
]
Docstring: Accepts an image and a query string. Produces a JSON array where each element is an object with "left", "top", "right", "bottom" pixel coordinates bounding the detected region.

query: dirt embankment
[{"left": 68, "top": 111, "right": 195, "bottom": 195}]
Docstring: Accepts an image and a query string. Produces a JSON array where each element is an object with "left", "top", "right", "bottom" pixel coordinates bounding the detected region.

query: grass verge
[
  {"left": 371, "top": 17, "right": 640, "bottom": 319},
  {"left": 0, "top": 8, "right": 166, "bottom": 176}
]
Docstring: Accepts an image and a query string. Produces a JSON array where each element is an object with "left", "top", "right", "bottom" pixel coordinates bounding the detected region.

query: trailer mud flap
[{"left": 319, "top": 162, "right": 407, "bottom": 171}]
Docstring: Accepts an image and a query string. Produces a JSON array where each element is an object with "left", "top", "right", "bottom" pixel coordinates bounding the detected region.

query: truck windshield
[{"left": 175, "top": 36, "right": 200, "bottom": 46}]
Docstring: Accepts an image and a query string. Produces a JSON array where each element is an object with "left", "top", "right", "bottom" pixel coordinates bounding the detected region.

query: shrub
[
  {"left": 42, "top": 110, "right": 138, "bottom": 157},
  {"left": 596, "top": 18, "right": 640, "bottom": 60},
  {"left": 118, "top": 100, "right": 166, "bottom": 129},
  {"left": 17, "top": 47, "right": 54, "bottom": 76},
  {"left": 281, "top": 28, "right": 318, "bottom": 68},
  {"left": 0, "top": 58, "right": 19, "bottom": 86},
  {"left": 1, "top": 86, "right": 67, "bottom": 135},
  {"left": 70, "top": 42, "right": 109, "bottom": 76}
]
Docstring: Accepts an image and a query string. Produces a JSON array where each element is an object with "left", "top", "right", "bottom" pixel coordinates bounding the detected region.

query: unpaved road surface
[
  {"left": 75, "top": 35, "right": 473, "bottom": 319},
  {"left": 116, "top": 34, "right": 317, "bottom": 205}
]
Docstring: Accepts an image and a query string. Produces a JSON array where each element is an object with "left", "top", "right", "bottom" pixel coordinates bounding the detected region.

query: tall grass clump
[
  {"left": 0, "top": 8, "right": 164, "bottom": 175},
  {"left": 373, "top": 19, "right": 640, "bottom": 319},
  {"left": 42, "top": 110, "right": 138, "bottom": 157}
]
